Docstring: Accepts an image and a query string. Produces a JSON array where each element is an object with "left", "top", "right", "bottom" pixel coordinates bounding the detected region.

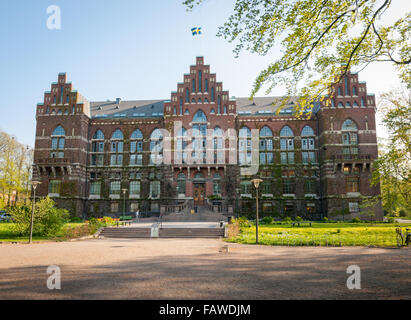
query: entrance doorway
[{"left": 193, "top": 183, "right": 205, "bottom": 206}]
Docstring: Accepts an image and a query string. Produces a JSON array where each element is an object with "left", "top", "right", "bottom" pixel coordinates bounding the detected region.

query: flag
[{"left": 191, "top": 27, "right": 202, "bottom": 36}]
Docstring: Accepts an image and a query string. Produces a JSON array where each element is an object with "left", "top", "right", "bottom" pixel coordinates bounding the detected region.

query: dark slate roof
[
  {"left": 236, "top": 96, "right": 299, "bottom": 116},
  {"left": 90, "top": 100, "right": 165, "bottom": 119}
]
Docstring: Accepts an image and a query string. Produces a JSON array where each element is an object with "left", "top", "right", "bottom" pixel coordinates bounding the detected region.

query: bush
[
  {"left": 352, "top": 217, "right": 361, "bottom": 223},
  {"left": 322, "top": 217, "right": 329, "bottom": 223},
  {"left": 295, "top": 216, "right": 303, "bottom": 222},
  {"left": 282, "top": 217, "right": 292, "bottom": 224},
  {"left": 387, "top": 217, "right": 395, "bottom": 223},
  {"left": 69, "top": 216, "right": 84, "bottom": 223},
  {"left": 262, "top": 216, "right": 274, "bottom": 224},
  {"left": 10, "top": 197, "right": 69, "bottom": 237},
  {"left": 237, "top": 216, "right": 251, "bottom": 228}
]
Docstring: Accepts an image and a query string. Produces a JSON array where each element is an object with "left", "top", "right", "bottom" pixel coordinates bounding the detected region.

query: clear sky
[{"left": 0, "top": 0, "right": 408, "bottom": 147}]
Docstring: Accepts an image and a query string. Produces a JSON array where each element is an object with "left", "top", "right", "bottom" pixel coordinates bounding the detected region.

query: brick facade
[{"left": 33, "top": 57, "right": 383, "bottom": 220}]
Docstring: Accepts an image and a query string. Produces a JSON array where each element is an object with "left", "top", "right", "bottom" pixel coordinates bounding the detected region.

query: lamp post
[
  {"left": 29, "top": 181, "right": 41, "bottom": 244},
  {"left": 235, "top": 187, "right": 240, "bottom": 219},
  {"left": 122, "top": 188, "right": 128, "bottom": 222},
  {"left": 251, "top": 178, "right": 263, "bottom": 245}
]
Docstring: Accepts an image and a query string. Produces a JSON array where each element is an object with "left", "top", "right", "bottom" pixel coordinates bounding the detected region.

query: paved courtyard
[{"left": 0, "top": 238, "right": 410, "bottom": 299}]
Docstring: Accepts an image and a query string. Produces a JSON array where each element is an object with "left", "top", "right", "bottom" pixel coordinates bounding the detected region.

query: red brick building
[{"left": 33, "top": 57, "right": 382, "bottom": 220}]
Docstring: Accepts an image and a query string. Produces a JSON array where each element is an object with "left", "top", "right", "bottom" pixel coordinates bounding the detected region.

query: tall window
[
  {"left": 198, "top": 71, "right": 202, "bottom": 92},
  {"left": 345, "top": 77, "right": 350, "bottom": 96},
  {"left": 217, "top": 96, "right": 221, "bottom": 114},
  {"left": 282, "top": 170, "right": 295, "bottom": 194},
  {"left": 130, "top": 181, "right": 141, "bottom": 198},
  {"left": 341, "top": 119, "right": 358, "bottom": 159},
  {"left": 185, "top": 88, "right": 189, "bottom": 103},
  {"left": 91, "top": 129, "right": 104, "bottom": 166},
  {"left": 110, "top": 181, "right": 121, "bottom": 195},
  {"left": 51, "top": 125, "right": 65, "bottom": 158},
  {"left": 280, "top": 126, "right": 294, "bottom": 164},
  {"left": 213, "top": 127, "right": 224, "bottom": 164},
  {"left": 301, "top": 126, "right": 316, "bottom": 164},
  {"left": 211, "top": 88, "right": 215, "bottom": 102},
  {"left": 192, "top": 79, "right": 196, "bottom": 92},
  {"left": 240, "top": 180, "right": 252, "bottom": 195},
  {"left": 205, "top": 79, "right": 208, "bottom": 92},
  {"left": 192, "top": 111, "right": 207, "bottom": 164},
  {"left": 90, "top": 182, "right": 101, "bottom": 196},
  {"left": 150, "top": 181, "right": 160, "bottom": 198},
  {"left": 130, "top": 129, "right": 143, "bottom": 166},
  {"left": 177, "top": 173, "right": 186, "bottom": 195},
  {"left": 150, "top": 129, "right": 163, "bottom": 165},
  {"left": 259, "top": 126, "right": 274, "bottom": 165},
  {"left": 110, "top": 129, "right": 124, "bottom": 166},
  {"left": 179, "top": 97, "right": 183, "bottom": 115},
  {"left": 60, "top": 86, "right": 64, "bottom": 104},
  {"left": 346, "top": 177, "right": 359, "bottom": 193},
  {"left": 175, "top": 127, "right": 187, "bottom": 164},
  {"left": 48, "top": 180, "right": 61, "bottom": 195},
  {"left": 213, "top": 172, "right": 222, "bottom": 195},
  {"left": 239, "top": 127, "right": 252, "bottom": 166}
]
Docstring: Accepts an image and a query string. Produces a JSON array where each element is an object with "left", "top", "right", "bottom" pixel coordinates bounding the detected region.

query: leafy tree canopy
[{"left": 184, "top": 0, "right": 410, "bottom": 115}]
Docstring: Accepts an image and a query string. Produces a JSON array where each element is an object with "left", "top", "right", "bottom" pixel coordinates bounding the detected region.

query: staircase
[
  {"left": 99, "top": 227, "right": 151, "bottom": 239},
  {"left": 99, "top": 226, "right": 225, "bottom": 239},
  {"left": 159, "top": 228, "right": 225, "bottom": 238}
]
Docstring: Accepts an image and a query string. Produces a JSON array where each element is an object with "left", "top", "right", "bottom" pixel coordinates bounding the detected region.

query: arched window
[
  {"left": 129, "top": 129, "right": 143, "bottom": 166},
  {"left": 301, "top": 126, "right": 316, "bottom": 164},
  {"left": 345, "top": 77, "right": 349, "bottom": 96},
  {"left": 239, "top": 127, "right": 252, "bottom": 166},
  {"left": 280, "top": 126, "right": 294, "bottom": 164},
  {"left": 192, "top": 79, "right": 196, "bottom": 93},
  {"left": 210, "top": 108, "right": 215, "bottom": 114},
  {"left": 211, "top": 88, "right": 215, "bottom": 102},
  {"left": 361, "top": 97, "right": 365, "bottom": 107},
  {"left": 198, "top": 98, "right": 202, "bottom": 103},
  {"left": 259, "top": 126, "right": 273, "bottom": 165},
  {"left": 218, "top": 96, "right": 221, "bottom": 113},
  {"left": 223, "top": 105, "right": 227, "bottom": 114},
  {"left": 194, "top": 172, "right": 204, "bottom": 179},
  {"left": 204, "top": 98, "right": 209, "bottom": 103},
  {"left": 53, "top": 96, "right": 56, "bottom": 104},
  {"left": 342, "top": 119, "right": 357, "bottom": 131},
  {"left": 93, "top": 129, "right": 104, "bottom": 140},
  {"left": 353, "top": 86, "right": 357, "bottom": 96},
  {"left": 177, "top": 173, "right": 186, "bottom": 195},
  {"left": 66, "top": 95, "right": 70, "bottom": 104},
  {"left": 259, "top": 126, "right": 273, "bottom": 137},
  {"left": 173, "top": 106, "right": 177, "bottom": 115},
  {"left": 63, "top": 109, "right": 68, "bottom": 115},
  {"left": 91, "top": 130, "right": 104, "bottom": 166},
  {"left": 301, "top": 126, "right": 314, "bottom": 136},
  {"left": 52, "top": 125, "right": 65, "bottom": 136},
  {"left": 198, "top": 71, "right": 202, "bottom": 92},
  {"left": 191, "top": 98, "right": 196, "bottom": 103},
  {"left": 338, "top": 102, "right": 344, "bottom": 107},
  {"left": 353, "top": 101, "right": 359, "bottom": 107},
  {"left": 185, "top": 88, "right": 189, "bottom": 103},
  {"left": 341, "top": 119, "right": 358, "bottom": 157},
  {"left": 51, "top": 126, "right": 65, "bottom": 159},
  {"left": 338, "top": 87, "right": 342, "bottom": 96},
  {"left": 205, "top": 79, "right": 208, "bottom": 92},
  {"left": 193, "top": 110, "right": 207, "bottom": 122},
  {"left": 346, "top": 102, "right": 351, "bottom": 107},
  {"left": 150, "top": 129, "right": 163, "bottom": 165},
  {"left": 57, "top": 110, "right": 62, "bottom": 115},
  {"left": 110, "top": 129, "right": 124, "bottom": 166},
  {"left": 280, "top": 126, "right": 294, "bottom": 137},
  {"left": 184, "top": 109, "right": 190, "bottom": 115},
  {"left": 179, "top": 97, "right": 183, "bottom": 114}
]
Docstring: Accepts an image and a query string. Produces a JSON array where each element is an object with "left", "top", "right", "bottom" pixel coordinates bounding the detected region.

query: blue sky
[{"left": 0, "top": 0, "right": 407, "bottom": 147}]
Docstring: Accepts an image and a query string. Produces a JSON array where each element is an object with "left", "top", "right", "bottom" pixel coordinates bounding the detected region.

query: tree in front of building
[
  {"left": 372, "top": 87, "right": 411, "bottom": 217},
  {"left": 184, "top": 0, "right": 410, "bottom": 114}
]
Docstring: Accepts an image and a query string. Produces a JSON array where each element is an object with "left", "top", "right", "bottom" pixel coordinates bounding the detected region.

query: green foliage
[
  {"left": 184, "top": 0, "right": 411, "bottom": 115},
  {"left": 387, "top": 217, "right": 395, "bottom": 223},
  {"left": 9, "top": 197, "right": 69, "bottom": 237},
  {"left": 352, "top": 217, "right": 362, "bottom": 223},
  {"left": 322, "top": 217, "right": 329, "bottom": 223},
  {"left": 282, "top": 217, "right": 292, "bottom": 223},
  {"left": 237, "top": 216, "right": 251, "bottom": 228},
  {"left": 262, "top": 216, "right": 274, "bottom": 224},
  {"left": 295, "top": 216, "right": 303, "bottom": 222},
  {"left": 69, "top": 216, "right": 84, "bottom": 223}
]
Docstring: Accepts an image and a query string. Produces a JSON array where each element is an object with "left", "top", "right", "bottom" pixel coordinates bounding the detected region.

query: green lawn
[
  {"left": 0, "top": 223, "right": 85, "bottom": 242},
  {"left": 227, "top": 222, "right": 411, "bottom": 247}
]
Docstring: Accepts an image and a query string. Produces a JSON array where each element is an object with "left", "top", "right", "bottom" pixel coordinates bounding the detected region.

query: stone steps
[{"left": 99, "top": 227, "right": 225, "bottom": 239}]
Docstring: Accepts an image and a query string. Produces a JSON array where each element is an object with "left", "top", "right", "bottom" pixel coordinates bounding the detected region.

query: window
[
  {"left": 342, "top": 119, "right": 358, "bottom": 158},
  {"left": 48, "top": 180, "right": 61, "bottom": 194},
  {"left": 280, "top": 126, "right": 294, "bottom": 164},
  {"left": 211, "top": 87, "right": 215, "bottom": 102},
  {"left": 301, "top": 126, "right": 314, "bottom": 137},
  {"left": 177, "top": 173, "right": 186, "bottom": 195},
  {"left": 150, "top": 129, "right": 163, "bottom": 165},
  {"left": 192, "top": 79, "right": 196, "bottom": 92},
  {"left": 223, "top": 105, "right": 227, "bottom": 114},
  {"left": 90, "top": 182, "right": 101, "bottom": 196},
  {"left": 283, "top": 179, "right": 295, "bottom": 194},
  {"left": 130, "top": 181, "right": 141, "bottom": 196},
  {"left": 185, "top": 88, "right": 189, "bottom": 103},
  {"left": 345, "top": 77, "right": 349, "bottom": 96},
  {"left": 346, "top": 177, "right": 359, "bottom": 193},
  {"left": 213, "top": 173, "right": 222, "bottom": 195},
  {"left": 239, "top": 127, "right": 252, "bottom": 166},
  {"left": 111, "top": 203, "right": 119, "bottom": 213},
  {"left": 193, "top": 110, "right": 207, "bottom": 123},
  {"left": 342, "top": 119, "right": 357, "bottom": 131},
  {"left": 51, "top": 126, "right": 65, "bottom": 158},
  {"left": 198, "top": 71, "right": 202, "bottom": 92},
  {"left": 150, "top": 181, "right": 160, "bottom": 198},
  {"left": 349, "top": 202, "right": 359, "bottom": 213},
  {"left": 217, "top": 96, "right": 221, "bottom": 114},
  {"left": 180, "top": 97, "right": 183, "bottom": 114},
  {"left": 259, "top": 126, "right": 273, "bottom": 164},
  {"left": 240, "top": 181, "right": 252, "bottom": 195},
  {"left": 52, "top": 125, "right": 65, "bottom": 136},
  {"left": 110, "top": 181, "right": 121, "bottom": 195},
  {"left": 210, "top": 108, "right": 215, "bottom": 114},
  {"left": 130, "top": 129, "right": 144, "bottom": 166},
  {"left": 205, "top": 79, "right": 208, "bottom": 92},
  {"left": 305, "top": 180, "right": 315, "bottom": 194}
]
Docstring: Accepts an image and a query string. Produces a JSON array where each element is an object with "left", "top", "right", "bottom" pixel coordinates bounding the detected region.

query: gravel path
[{"left": 0, "top": 239, "right": 410, "bottom": 300}]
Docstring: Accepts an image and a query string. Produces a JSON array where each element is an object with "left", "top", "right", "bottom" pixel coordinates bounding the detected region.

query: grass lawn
[
  {"left": 226, "top": 222, "right": 411, "bottom": 247},
  {"left": 0, "top": 223, "right": 85, "bottom": 243}
]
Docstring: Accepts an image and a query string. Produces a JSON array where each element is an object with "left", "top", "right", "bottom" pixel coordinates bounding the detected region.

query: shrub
[
  {"left": 262, "top": 216, "right": 274, "bottom": 224},
  {"left": 387, "top": 217, "right": 395, "bottom": 223},
  {"left": 282, "top": 217, "right": 292, "bottom": 224},
  {"left": 237, "top": 216, "right": 251, "bottom": 228},
  {"left": 322, "top": 217, "right": 329, "bottom": 223},
  {"left": 69, "top": 216, "right": 83, "bottom": 223},
  {"left": 352, "top": 217, "right": 361, "bottom": 223},
  {"left": 295, "top": 216, "right": 303, "bottom": 222},
  {"left": 10, "top": 197, "right": 69, "bottom": 237}
]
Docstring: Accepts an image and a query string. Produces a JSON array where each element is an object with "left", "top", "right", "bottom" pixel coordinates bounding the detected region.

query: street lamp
[
  {"left": 29, "top": 181, "right": 41, "bottom": 244},
  {"left": 122, "top": 188, "right": 128, "bottom": 222},
  {"left": 235, "top": 187, "right": 240, "bottom": 219},
  {"left": 251, "top": 178, "right": 263, "bottom": 245}
]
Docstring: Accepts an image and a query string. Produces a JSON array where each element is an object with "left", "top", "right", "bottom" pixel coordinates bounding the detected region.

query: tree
[
  {"left": 372, "top": 87, "right": 411, "bottom": 216},
  {"left": 184, "top": 0, "right": 410, "bottom": 115}
]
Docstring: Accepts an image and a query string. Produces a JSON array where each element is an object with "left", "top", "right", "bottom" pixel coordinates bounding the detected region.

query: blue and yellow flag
[{"left": 191, "top": 27, "right": 202, "bottom": 36}]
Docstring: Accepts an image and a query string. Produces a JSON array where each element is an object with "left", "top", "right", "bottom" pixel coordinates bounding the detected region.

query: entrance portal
[{"left": 193, "top": 183, "right": 205, "bottom": 206}]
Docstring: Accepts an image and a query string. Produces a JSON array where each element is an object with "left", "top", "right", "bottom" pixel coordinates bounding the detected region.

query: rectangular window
[
  {"left": 52, "top": 138, "right": 58, "bottom": 150},
  {"left": 48, "top": 180, "right": 61, "bottom": 194},
  {"left": 111, "top": 202, "right": 119, "bottom": 213},
  {"left": 346, "top": 177, "right": 359, "bottom": 193},
  {"left": 305, "top": 180, "right": 315, "bottom": 194},
  {"left": 240, "top": 181, "right": 252, "bottom": 195},
  {"left": 90, "top": 182, "right": 101, "bottom": 196},
  {"left": 130, "top": 181, "right": 141, "bottom": 196},
  {"left": 150, "top": 181, "right": 161, "bottom": 198},
  {"left": 283, "top": 179, "right": 295, "bottom": 194},
  {"left": 110, "top": 181, "right": 121, "bottom": 195},
  {"left": 349, "top": 202, "right": 359, "bottom": 213}
]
